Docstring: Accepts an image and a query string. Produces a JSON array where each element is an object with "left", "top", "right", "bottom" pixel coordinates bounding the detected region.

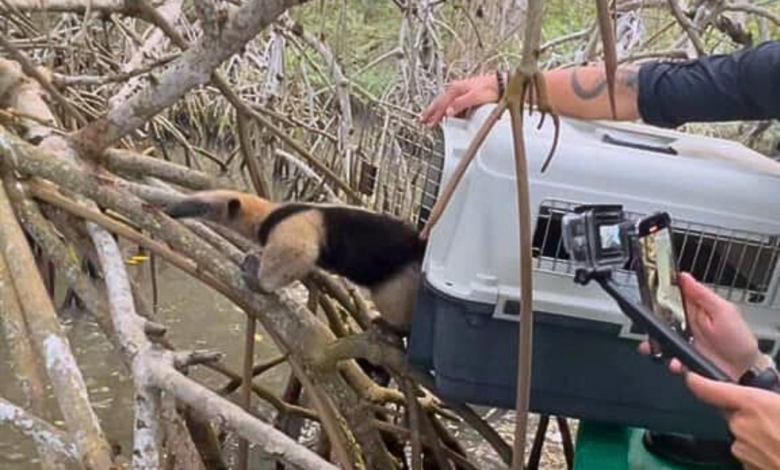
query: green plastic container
[{"left": 574, "top": 422, "right": 740, "bottom": 470}]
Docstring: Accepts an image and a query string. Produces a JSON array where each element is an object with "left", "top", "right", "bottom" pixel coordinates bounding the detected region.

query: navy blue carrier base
[{"left": 407, "top": 277, "right": 734, "bottom": 440}]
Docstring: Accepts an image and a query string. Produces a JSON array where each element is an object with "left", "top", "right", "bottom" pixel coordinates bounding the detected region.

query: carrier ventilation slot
[
  {"left": 532, "top": 200, "right": 780, "bottom": 305},
  {"left": 415, "top": 130, "right": 446, "bottom": 231}
]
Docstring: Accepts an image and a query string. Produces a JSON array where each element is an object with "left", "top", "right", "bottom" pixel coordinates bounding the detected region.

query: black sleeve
[{"left": 637, "top": 41, "right": 780, "bottom": 128}]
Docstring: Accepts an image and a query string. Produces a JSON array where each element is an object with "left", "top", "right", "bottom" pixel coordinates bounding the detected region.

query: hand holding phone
[
  {"left": 643, "top": 272, "right": 763, "bottom": 381},
  {"left": 563, "top": 205, "right": 735, "bottom": 383}
]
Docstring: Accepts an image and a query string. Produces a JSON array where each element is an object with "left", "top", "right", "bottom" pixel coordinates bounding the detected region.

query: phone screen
[{"left": 635, "top": 214, "right": 691, "bottom": 347}]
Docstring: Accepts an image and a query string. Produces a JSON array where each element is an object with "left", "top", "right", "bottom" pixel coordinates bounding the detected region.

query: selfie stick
[{"left": 574, "top": 267, "right": 734, "bottom": 383}]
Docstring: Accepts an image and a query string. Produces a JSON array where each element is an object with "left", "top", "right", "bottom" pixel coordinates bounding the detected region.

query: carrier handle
[{"left": 602, "top": 133, "right": 678, "bottom": 155}]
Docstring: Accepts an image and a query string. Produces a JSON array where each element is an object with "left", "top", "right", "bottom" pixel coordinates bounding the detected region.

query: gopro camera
[
  {"left": 561, "top": 204, "right": 776, "bottom": 389},
  {"left": 562, "top": 205, "right": 635, "bottom": 270}
]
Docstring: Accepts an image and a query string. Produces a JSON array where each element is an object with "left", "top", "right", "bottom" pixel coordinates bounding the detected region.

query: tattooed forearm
[
  {"left": 619, "top": 67, "right": 638, "bottom": 89},
  {"left": 571, "top": 67, "right": 607, "bottom": 100},
  {"left": 570, "top": 65, "right": 638, "bottom": 100}
]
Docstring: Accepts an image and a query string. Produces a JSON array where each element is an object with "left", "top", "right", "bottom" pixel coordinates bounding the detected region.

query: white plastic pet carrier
[{"left": 408, "top": 104, "right": 780, "bottom": 438}]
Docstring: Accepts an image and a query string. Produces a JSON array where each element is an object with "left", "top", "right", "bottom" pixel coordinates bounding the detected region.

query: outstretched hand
[
  {"left": 419, "top": 74, "right": 501, "bottom": 127},
  {"left": 638, "top": 272, "right": 759, "bottom": 380}
]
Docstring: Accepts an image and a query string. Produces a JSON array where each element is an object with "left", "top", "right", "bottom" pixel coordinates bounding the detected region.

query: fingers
[
  {"left": 419, "top": 93, "right": 451, "bottom": 127},
  {"left": 446, "top": 92, "right": 481, "bottom": 119},
  {"left": 419, "top": 75, "right": 498, "bottom": 127},
  {"left": 637, "top": 341, "right": 685, "bottom": 374},
  {"left": 419, "top": 96, "right": 449, "bottom": 127},
  {"left": 679, "top": 272, "right": 732, "bottom": 313},
  {"left": 668, "top": 358, "right": 685, "bottom": 374},
  {"left": 420, "top": 82, "right": 466, "bottom": 127},
  {"left": 685, "top": 371, "right": 744, "bottom": 409},
  {"left": 730, "top": 440, "right": 750, "bottom": 465},
  {"left": 679, "top": 273, "right": 723, "bottom": 339}
]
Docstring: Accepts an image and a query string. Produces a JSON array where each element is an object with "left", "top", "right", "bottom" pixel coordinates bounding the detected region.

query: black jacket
[{"left": 638, "top": 41, "right": 780, "bottom": 128}]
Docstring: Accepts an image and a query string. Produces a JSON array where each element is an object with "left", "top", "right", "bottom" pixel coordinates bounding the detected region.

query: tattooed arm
[
  {"left": 421, "top": 41, "right": 780, "bottom": 128},
  {"left": 638, "top": 41, "right": 780, "bottom": 128},
  {"left": 419, "top": 64, "right": 641, "bottom": 126},
  {"left": 545, "top": 66, "right": 640, "bottom": 121}
]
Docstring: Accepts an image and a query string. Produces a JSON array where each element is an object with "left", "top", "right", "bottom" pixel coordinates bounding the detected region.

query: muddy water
[
  {"left": 0, "top": 257, "right": 290, "bottom": 470},
  {"left": 0, "top": 251, "right": 567, "bottom": 470}
]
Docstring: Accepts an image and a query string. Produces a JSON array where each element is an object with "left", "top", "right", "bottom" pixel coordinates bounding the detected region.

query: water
[
  {"left": 0, "top": 247, "right": 569, "bottom": 470},
  {"left": 0, "top": 256, "right": 290, "bottom": 470}
]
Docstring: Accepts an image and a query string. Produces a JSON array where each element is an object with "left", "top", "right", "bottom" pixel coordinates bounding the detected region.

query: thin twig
[
  {"left": 723, "top": 1, "right": 780, "bottom": 28},
  {"left": 0, "top": 34, "right": 88, "bottom": 125},
  {"left": 215, "top": 355, "right": 289, "bottom": 395},
  {"left": 206, "top": 362, "right": 319, "bottom": 420},
  {"left": 237, "top": 316, "right": 257, "bottom": 470},
  {"left": 51, "top": 52, "right": 179, "bottom": 87},
  {"left": 667, "top": 0, "right": 706, "bottom": 56}
]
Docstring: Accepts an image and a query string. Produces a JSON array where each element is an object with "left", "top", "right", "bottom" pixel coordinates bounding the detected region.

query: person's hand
[
  {"left": 686, "top": 371, "right": 780, "bottom": 470},
  {"left": 419, "top": 74, "right": 501, "bottom": 127},
  {"left": 638, "top": 272, "right": 760, "bottom": 380}
]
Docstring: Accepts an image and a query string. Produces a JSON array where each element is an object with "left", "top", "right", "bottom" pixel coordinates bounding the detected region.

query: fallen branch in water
[
  {"left": 0, "top": 397, "right": 79, "bottom": 464},
  {"left": 0, "top": 160, "right": 116, "bottom": 470},
  {"left": 0, "top": 243, "right": 67, "bottom": 470}
]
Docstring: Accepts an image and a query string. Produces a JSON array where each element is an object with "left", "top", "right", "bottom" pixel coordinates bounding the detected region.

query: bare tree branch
[
  {"left": 53, "top": 53, "right": 179, "bottom": 88},
  {"left": 723, "top": 1, "right": 780, "bottom": 28},
  {"left": 150, "top": 357, "right": 341, "bottom": 470},
  {"left": 88, "top": 225, "right": 162, "bottom": 469},
  {"left": 0, "top": 235, "right": 66, "bottom": 470},
  {"left": 109, "top": 0, "right": 186, "bottom": 109},
  {"left": 0, "top": 397, "right": 79, "bottom": 464},
  {"left": 72, "top": 0, "right": 311, "bottom": 154},
  {"left": 0, "top": 36, "right": 88, "bottom": 126},
  {"left": 0, "top": 0, "right": 141, "bottom": 13},
  {"left": 88, "top": 203, "right": 340, "bottom": 470},
  {"left": 0, "top": 151, "right": 115, "bottom": 470},
  {"left": 0, "top": 58, "right": 58, "bottom": 141},
  {"left": 105, "top": 148, "right": 227, "bottom": 190},
  {"left": 667, "top": 0, "right": 705, "bottom": 56}
]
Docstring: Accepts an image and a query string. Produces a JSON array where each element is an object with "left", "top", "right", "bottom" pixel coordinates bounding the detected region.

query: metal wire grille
[
  {"left": 415, "top": 140, "right": 444, "bottom": 230},
  {"left": 532, "top": 199, "right": 780, "bottom": 305},
  {"left": 351, "top": 112, "right": 444, "bottom": 226}
]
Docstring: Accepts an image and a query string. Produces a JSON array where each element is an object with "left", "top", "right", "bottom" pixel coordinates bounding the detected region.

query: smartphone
[{"left": 634, "top": 212, "right": 691, "bottom": 355}]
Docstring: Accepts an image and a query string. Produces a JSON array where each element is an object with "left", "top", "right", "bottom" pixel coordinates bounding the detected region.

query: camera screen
[
  {"left": 599, "top": 224, "right": 623, "bottom": 251},
  {"left": 637, "top": 224, "right": 689, "bottom": 338}
]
